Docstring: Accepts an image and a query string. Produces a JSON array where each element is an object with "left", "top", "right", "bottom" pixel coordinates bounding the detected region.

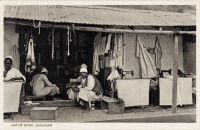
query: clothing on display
[
  {"left": 25, "top": 38, "right": 36, "bottom": 73},
  {"left": 136, "top": 36, "right": 157, "bottom": 78}
]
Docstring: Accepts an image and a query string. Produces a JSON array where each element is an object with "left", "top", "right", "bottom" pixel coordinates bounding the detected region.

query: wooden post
[{"left": 172, "top": 34, "right": 179, "bottom": 114}]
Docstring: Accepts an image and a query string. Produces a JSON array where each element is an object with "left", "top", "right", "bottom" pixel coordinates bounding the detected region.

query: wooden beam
[
  {"left": 5, "top": 19, "right": 196, "bottom": 35},
  {"left": 172, "top": 34, "right": 179, "bottom": 114},
  {"left": 74, "top": 26, "right": 196, "bottom": 35},
  {"left": 5, "top": 19, "right": 69, "bottom": 29}
]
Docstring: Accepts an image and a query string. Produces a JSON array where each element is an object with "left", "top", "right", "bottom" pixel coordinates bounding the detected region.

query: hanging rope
[
  {"left": 52, "top": 28, "right": 55, "bottom": 60},
  {"left": 67, "top": 26, "right": 70, "bottom": 56},
  {"left": 33, "top": 20, "right": 41, "bottom": 34}
]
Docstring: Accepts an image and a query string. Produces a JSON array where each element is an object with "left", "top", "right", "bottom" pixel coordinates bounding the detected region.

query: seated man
[
  {"left": 4, "top": 56, "right": 26, "bottom": 82},
  {"left": 30, "top": 67, "right": 60, "bottom": 99},
  {"left": 67, "top": 63, "right": 103, "bottom": 112}
]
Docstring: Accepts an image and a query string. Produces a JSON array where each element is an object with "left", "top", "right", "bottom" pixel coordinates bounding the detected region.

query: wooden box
[
  {"left": 21, "top": 104, "right": 40, "bottom": 115},
  {"left": 30, "top": 107, "right": 58, "bottom": 120},
  {"left": 101, "top": 98, "right": 124, "bottom": 114}
]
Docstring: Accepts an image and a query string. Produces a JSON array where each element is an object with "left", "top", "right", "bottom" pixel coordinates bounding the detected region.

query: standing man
[{"left": 4, "top": 56, "right": 26, "bottom": 82}]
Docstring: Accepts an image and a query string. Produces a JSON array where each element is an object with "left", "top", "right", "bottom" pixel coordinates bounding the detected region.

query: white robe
[
  {"left": 4, "top": 68, "right": 26, "bottom": 81},
  {"left": 67, "top": 75, "right": 102, "bottom": 108}
]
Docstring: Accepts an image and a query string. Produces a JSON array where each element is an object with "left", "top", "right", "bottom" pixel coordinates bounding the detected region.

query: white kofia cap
[
  {"left": 80, "top": 67, "right": 88, "bottom": 73},
  {"left": 81, "top": 63, "right": 87, "bottom": 69},
  {"left": 5, "top": 56, "right": 13, "bottom": 61},
  {"left": 41, "top": 68, "right": 48, "bottom": 73}
]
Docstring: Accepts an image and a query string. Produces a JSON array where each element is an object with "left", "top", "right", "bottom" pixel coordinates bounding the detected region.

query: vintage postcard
[{"left": 0, "top": 0, "right": 199, "bottom": 130}]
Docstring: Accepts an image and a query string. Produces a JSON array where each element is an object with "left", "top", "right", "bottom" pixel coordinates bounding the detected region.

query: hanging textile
[
  {"left": 25, "top": 38, "right": 36, "bottom": 73},
  {"left": 109, "top": 33, "right": 124, "bottom": 68},
  {"left": 9, "top": 45, "right": 20, "bottom": 70},
  {"left": 104, "top": 34, "right": 112, "bottom": 54},
  {"left": 92, "top": 33, "right": 102, "bottom": 75},
  {"left": 136, "top": 36, "right": 157, "bottom": 78},
  {"left": 116, "top": 34, "right": 123, "bottom": 68},
  {"left": 154, "top": 36, "right": 162, "bottom": 69}
]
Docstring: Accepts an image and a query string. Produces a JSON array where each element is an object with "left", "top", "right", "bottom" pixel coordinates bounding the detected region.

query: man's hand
[{"left": 4, "top": 70, "right": 7, "bottom": 78}]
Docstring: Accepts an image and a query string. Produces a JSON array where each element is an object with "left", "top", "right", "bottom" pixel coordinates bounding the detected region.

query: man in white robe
[
  {"left": 4, "top": 56, "right": 26, "bottom": 82},
  {"left": 67, "top": 64, "right": 103, "bottom": 112}
]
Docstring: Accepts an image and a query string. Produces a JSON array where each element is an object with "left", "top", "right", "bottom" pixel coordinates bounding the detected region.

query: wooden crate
[
  {"left": 30, "top": 107, "right": 58, "bottom": 120},
  {"left": 101, "top": 98, "right": 124, "bottom": 114},
  {"left": 21, "top": 104, "right": 40, "bottom": 115}
]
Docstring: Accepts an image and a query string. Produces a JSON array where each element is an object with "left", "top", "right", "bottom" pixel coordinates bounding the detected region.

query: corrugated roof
[{"left": 4, "top": 5, "right": 196, "bottom": 26}]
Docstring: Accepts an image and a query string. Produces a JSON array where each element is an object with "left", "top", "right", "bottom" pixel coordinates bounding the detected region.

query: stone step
[
  {"left": 30, "top": 107, "right": 58, "bottom": 120},
  {"left": 32, "top": 100, "right": 79, "bottom": 107}
]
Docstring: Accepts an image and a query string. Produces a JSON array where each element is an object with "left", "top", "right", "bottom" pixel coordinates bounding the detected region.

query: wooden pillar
[{"left": 172, "top": 34, "right": 179, "bottom": 114}]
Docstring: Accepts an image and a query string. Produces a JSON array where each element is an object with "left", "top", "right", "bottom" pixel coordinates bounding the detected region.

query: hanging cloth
[
  {"left": 136, "top": 36, "right": 157, "bottom": 78},
  {"left": 104, "top": 34, "right": 112, "bottom": 54},
  {"left": 92, "top": 33, "right": 102, "bottom": 75},
  {"left": 116, "top": 34, "right": 123, "bottom": 68},
  {"left": 109, "top": 33, "right": 124, "bottom": 68},
  {"left": 9, "top": 45, "right": 20, "bottom": 70},
  {"left": 154, "top": 36, "right": 162, "bottom": 69},
  {"left": 25, "top": 38, "right": 36, "bottom": 73}
]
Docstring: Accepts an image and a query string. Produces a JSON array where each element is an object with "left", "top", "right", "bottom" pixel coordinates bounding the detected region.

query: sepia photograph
[{"left": 1, "top": 0, "right": 199, "bottom": 129}]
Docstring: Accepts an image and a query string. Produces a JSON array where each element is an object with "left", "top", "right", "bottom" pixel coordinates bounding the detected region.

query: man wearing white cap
[
  {"left": 68, "top": 63, "right": 103, "bottom": 112},
  {"left": 4, "top": 56, "right": 26, "bottom": 81}
]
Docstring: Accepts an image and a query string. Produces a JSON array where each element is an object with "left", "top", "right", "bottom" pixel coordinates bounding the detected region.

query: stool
[{"left": 101, "top": 98, "right": 124, "bottom": 114}]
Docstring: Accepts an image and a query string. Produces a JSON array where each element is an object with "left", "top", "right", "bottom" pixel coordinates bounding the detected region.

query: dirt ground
[{"left": 4, "top": 105, "right": 196, "bottom": 123}]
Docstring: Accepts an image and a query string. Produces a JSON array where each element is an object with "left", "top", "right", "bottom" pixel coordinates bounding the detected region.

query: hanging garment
[
  {"left": 104, "top": 34, "right": 112, "bottom": 53},
  {"left": 111, "top": 34, "right": 124, "bottom": 68},
  {"left": 92, "top": 33, "right": 102, "bottom": 75},
  {"left": 136, "top": 36, "right": 157, "bottom": 78},
  {"left": 100, "top": 35, "right": 106, "bottom": 55},
  {"left": 154, "top": 36, "right": 162, "bottom": 68},
  {"left": 92, "top": 33, "right": 107, "bottom": 74},
  {"left": 116, "top": 34, "right": 123, "bottom": 68},
  {"left": 9, "top": 45, "right": 20, "bottom": 70},
  {"left": 25, "top": 39, "right": 36, "bottom": 73}
]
